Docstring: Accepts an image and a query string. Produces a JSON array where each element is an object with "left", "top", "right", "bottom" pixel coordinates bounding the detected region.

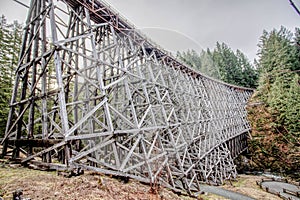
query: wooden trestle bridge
[{"left": 1, "top": 0, "right": 253, "bottom": 194}]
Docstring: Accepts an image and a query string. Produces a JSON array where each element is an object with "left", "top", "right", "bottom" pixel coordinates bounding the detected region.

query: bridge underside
[{"left": 1, "top": 0, "right": 253, "bottom": 194}]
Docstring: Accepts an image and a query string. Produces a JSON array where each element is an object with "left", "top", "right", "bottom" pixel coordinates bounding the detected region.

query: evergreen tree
[
  {"left": 285, "top": 74, "right": 300, "bottom": 136},
  {"left": 177, "top": 49, "right": 202, "bottom": 71},
  {"left": 257, "top": 27, "right": 299, "bottom": 129},
  {"left": 236, "top": 50, "right": 258, "bottom": 88},
  {"left": 212, "top": 42, "right": 243, "bottom": 85},
  {"left": 177, "top": 44, "right": 257, "bottom": 87},
  {"left": 199, "top": 49, "right": 221, "bottom": 80},
  {"left": 0, "top": 16, "right": 22, "bottom": 137},
  {"left": 248, "top": 26, "right": 300, "bottom": 176},
  {"left": 177, "top": 49, "right": 220, "bottom": 79},
  {"left": 257, "top": 27, "right": 298, "bottom": 96}
]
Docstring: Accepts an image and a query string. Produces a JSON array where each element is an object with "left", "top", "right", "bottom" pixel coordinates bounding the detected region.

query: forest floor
[{"left": 0, "top": 159, "right": 283, "bottom": 200}]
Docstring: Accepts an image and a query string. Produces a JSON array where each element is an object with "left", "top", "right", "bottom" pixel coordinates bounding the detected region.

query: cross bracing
[{"left": 1, "top": 0, "right": 253, "bottom": 194}]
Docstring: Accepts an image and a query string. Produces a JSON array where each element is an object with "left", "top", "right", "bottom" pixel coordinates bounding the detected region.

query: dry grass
[
  {"left": 0, "top": 161, "right": 281, "bottom": 200},
  {"left": 0, "top": 162, "right": 196, "bottom": 200}
]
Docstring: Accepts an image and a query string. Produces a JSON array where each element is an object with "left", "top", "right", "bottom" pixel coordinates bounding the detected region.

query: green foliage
[
  {"left": 257, "top": 26, "right": 300, "bottom": 133},
  {"left": 212, "top": 42, "right": 243, "bottom": 85},
  {"left": 212, "top": 42, "right": 259, "bottom": 88},
  {"left": 236, "top": 50, "right": 258, "bottom": 88},
  {"left": 177, "top": 43, "right": 258, "bottom": 88},
  {"left": 248, "top": 26, "right": 300, "bottom": 178},
  {"left": 285, "top": 75, "right": 300, "bottom": 136},
  {"left": 257, "top": 27, "right": 299, "bottom": 101},
  {"left": 199, "top": 49, "right": 221, "bottom": 79},
  {"left": 177, "top": 49, "right": 221, "bottom": 79},
  {"left": 177, "top": 49, "right": 201, "bottom": 70},
  {"left": 0, "top": 15, "right": 22, "bottom": 137}
]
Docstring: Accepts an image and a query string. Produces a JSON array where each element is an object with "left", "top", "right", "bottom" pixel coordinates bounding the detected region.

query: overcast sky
[{"left": 1, "top": 0, "right": 299, "bottom": 62}]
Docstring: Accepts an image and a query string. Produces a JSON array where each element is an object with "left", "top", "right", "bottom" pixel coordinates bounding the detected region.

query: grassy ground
[{"left": 0, "top": 160, "right": 281, "bottom": 200}]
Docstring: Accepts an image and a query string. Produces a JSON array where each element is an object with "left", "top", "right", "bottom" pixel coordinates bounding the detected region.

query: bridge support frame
[{"left": 1, "top": 0, "right": 253, "bottom": 194}]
